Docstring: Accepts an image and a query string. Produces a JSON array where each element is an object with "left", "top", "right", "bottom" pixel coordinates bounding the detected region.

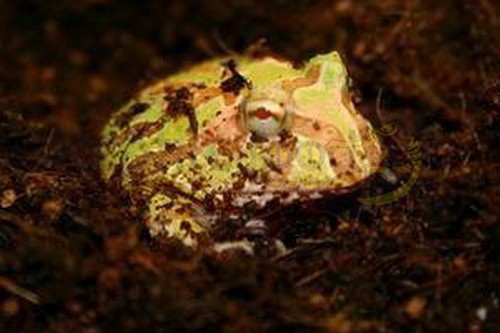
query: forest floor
[{"left": 0, "top": 1, "right": 499, "bottom": 332}]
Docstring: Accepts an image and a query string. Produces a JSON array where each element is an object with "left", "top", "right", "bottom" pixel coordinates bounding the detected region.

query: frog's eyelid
[
  {"left": 246, "top": 101, "right": 281, "bottom": 112},
  {"left": 245, "top": 100, "right": 286, "bottom": 119},
  {"left": 246, "top": 100, "right": 283, "bottom": 113}
]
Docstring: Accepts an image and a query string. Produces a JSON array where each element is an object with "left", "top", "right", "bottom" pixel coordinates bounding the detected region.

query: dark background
[{"left": 0, "top": 1, "right": 499, "bottom": 332}]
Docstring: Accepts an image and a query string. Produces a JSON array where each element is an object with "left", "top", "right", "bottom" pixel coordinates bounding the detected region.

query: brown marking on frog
[
  {"left": 222, "top": 92, "right": 239, "bottom": 106},
  {"left": 312, "top": 121, "right": 321, "bottom": 131},
  {"left": 281, "top": 65, "right": 321, "bottom": 91},
  {"left": 111, "top": 118, "right": 168, "bottom": 147},
  {"left": 133, "top": 122, "right": 168, "bottom": 144},
  {"left": 220, "top": 59, "right": 251, "bottom": 95},
  {"left": 126, "top": 145, "right": 197, "bottom": 181},
  {"left": 264, "top": 156, "right": 284, "bottom": 175},
  {"left": 108, "top": 128, "right": 133, "bottom": 148},
  {"left": 216, "top": 137, "right": 247, "bottom": 158},
  {"left": 192, "top": 86, "right": 222, "bottom": 107},
  {"left": 164, "top": 87, "right": 199, "bottom": 136},
  {"left": 114, "top": 102, "right": 150, "bottom": 128},
  {"left": 143, "top": 181, "right": 208, "bottom": 213}
]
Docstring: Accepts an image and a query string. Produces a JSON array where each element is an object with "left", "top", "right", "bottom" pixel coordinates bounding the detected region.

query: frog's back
[{"left": 100, "top": 61, "right": 218, "bottom": 185}]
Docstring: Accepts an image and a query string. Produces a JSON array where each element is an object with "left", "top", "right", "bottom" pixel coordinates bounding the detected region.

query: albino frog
[{"left": 101, "top": 51, "right": 383, "bottom": 247}]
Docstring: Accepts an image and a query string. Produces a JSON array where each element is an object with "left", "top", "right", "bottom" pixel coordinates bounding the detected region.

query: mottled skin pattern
[{"left": 101, "top": 51, "right": 383, "bottom": 246}]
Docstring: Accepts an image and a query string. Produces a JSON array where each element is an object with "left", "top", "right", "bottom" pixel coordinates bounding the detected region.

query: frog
[{"left": 100, "top": 51, "right": 383, "bottom": 247}]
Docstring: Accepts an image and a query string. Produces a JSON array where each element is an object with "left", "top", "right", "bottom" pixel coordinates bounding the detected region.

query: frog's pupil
[{"left": 254, "top": 108, "right": 273, "bottom": 120}]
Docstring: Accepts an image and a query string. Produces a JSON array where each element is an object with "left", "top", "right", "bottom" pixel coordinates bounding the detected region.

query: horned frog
[{"left": 101, "top": 51, "right": 383, "bottom": 247}]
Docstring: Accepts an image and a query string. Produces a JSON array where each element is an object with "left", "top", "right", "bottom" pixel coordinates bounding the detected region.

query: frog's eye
[{"left": 244, "top": 100, "right": 287, "bottom": 138}]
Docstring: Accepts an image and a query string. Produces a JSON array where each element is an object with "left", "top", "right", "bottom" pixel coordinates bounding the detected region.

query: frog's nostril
[{"left": 254, "top": 108, "right": 273, "bottom": 120}]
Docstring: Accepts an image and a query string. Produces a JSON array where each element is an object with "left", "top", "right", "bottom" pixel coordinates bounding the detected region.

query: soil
[{"left": 0, "top": 1, "right": 499, "bottom": 332}]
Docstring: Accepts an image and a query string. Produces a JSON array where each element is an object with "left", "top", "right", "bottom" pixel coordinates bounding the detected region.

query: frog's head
[{"left": 238, "top": 51, "right": 383, "bottom": 193}]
